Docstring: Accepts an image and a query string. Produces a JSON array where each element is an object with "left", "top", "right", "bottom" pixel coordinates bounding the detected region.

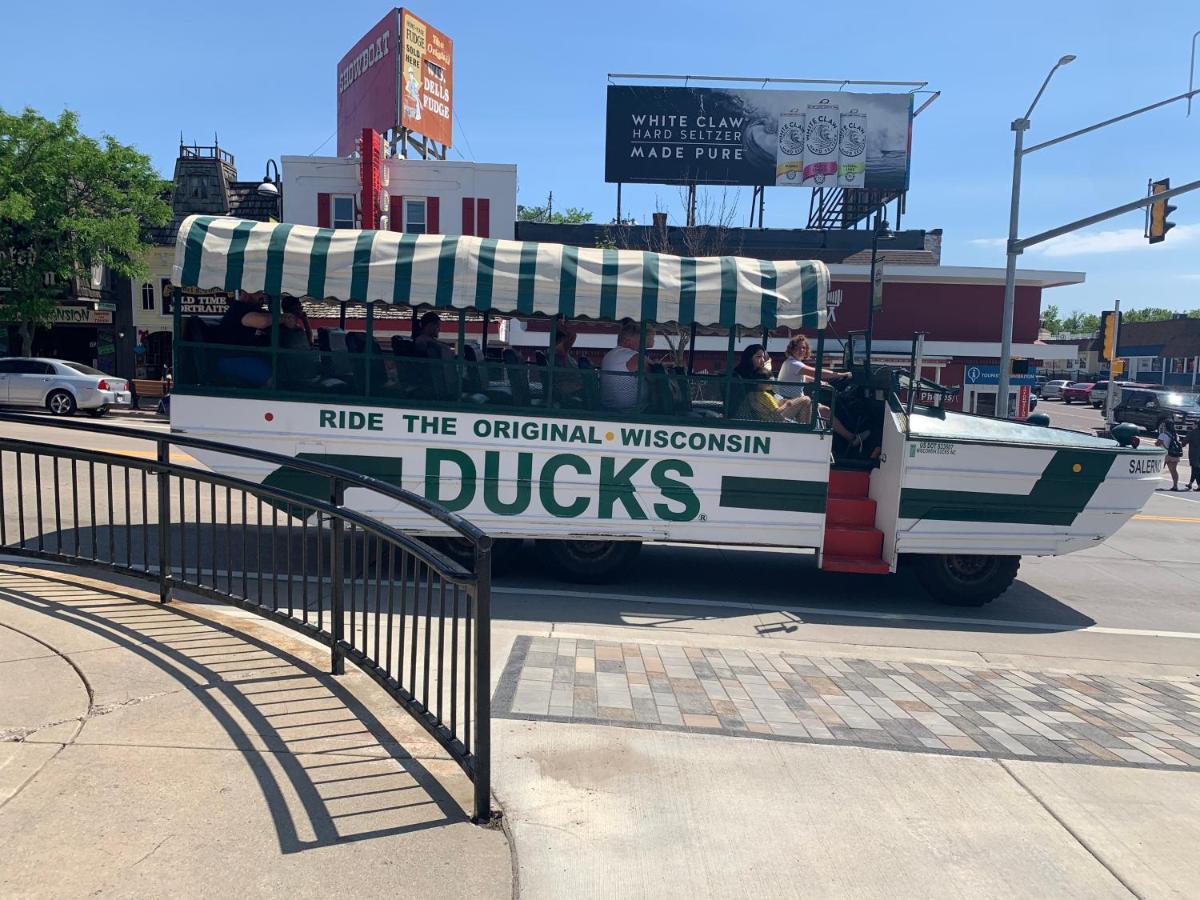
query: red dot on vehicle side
[{"left": 264, "top": 412, "right": 274, "bottom": 422}]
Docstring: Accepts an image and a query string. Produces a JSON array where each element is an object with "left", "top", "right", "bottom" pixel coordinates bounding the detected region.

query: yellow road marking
[
  {"left": 1133, "top": 514, "right": 1200, "bottom": 523},
  {"left": 98, "top": 448, "right": 198, "bottom": 463}
]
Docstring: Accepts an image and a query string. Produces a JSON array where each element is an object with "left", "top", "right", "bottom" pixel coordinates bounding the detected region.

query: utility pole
[{"left": 1104, "top": 298, "right": 1121, "bottom": 425}]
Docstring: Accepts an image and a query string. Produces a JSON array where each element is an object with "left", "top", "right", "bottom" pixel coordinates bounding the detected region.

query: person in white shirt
[
  {"left": 776, "top": 335, "right": 849, "bottom": 395},
  {"left": 601, "top": 318, "right": 653, "bottom": 411}
]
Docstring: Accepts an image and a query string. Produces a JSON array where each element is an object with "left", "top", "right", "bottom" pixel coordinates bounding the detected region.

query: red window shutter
[
  {"left": 389, "top": 195, "right": 403, "bottom": 231},
  {"left": 427, "top": 196, "right": 440, "bottom": 234},
  {"left": 477, "top": 199, "right": 490, "bottom": 238},
  {"left": 317, "top": 193, "right": 331, "bottom": 228},
  {"left": 461, "top": 197, "right": 475, "bottom": 236}
]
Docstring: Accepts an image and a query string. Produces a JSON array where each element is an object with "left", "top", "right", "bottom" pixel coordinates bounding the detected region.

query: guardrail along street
[{"left": 0, "top": 412, "right": 493, "bottom": 823}]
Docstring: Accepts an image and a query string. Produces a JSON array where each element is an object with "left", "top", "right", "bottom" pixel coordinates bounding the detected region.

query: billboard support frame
[{"left": 608, "top": 72, "right": 928, "bottom": 90}]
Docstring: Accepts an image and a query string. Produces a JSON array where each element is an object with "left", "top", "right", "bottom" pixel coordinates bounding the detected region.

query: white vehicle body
[
  {"left": 0, "top": 358, "right": 132, "bottom": 415},
  {"left": 166, "top": 215, "right": 1165, "bottom": 604},
  {"left": 1040, "top": 379, "right": 1070, "bottom": 400}
]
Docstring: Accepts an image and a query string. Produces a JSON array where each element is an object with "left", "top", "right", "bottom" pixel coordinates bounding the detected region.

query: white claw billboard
[{"left": 605, "top": 86, "right": 913, "bottom": 190}]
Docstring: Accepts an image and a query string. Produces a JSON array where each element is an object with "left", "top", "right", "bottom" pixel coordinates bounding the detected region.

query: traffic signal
[
  {"left": 1148, "top": 178, "right": 1176, "bottom": 244},
  {"left": 1100, "top": 309, "right": 1121, "bottom": 362}
]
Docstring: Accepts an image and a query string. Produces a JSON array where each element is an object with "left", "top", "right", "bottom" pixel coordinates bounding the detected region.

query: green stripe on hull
[
  {"left": 900, "top": 449, "right": 1115, "bottom": 526},
  {"left": 261, "top": 454, "right": 405, "bottom": 517},
  {"left": 719, "top": 476, "right": 827, "bottom": 514}
]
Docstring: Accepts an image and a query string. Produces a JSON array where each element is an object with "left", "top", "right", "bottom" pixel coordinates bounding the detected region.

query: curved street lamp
[
  {"left": 257, "top": 159, "right": 282, "bottom": 222},
  {"left": 996, "top": 54, "right": 1076, "bottom": 418}
]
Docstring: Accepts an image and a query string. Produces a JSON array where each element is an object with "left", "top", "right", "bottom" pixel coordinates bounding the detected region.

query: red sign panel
[
  {"left": 1017, "top": 385, "right": 1031, "bottom": 419},
  {"left": 360, "top": 129, "right": 383, "bottom": 229},
  {"left": 336, "top": 8, "right": 452, "bottom": 157},
  {"left": 336, "top": 10, "right": 399, "bottom": 157}
]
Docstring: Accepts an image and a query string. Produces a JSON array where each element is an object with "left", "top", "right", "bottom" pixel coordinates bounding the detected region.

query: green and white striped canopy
[{"left": 173, "top": 215, "right": 828, "bottom": 329}]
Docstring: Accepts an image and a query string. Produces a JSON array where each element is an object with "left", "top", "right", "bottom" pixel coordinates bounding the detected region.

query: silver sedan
[{"left": 0, "top": 357, "right": 132, "bottom": 417}]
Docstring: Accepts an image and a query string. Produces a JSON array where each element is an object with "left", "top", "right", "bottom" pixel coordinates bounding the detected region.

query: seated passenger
[
  {"left": 552, "top": 319, "right": 583, "bottom": 403},
  {"left": 413, "top": 311, "right": 448, "bottom": 354},
  {"left": 215, "top": 291, "right": 273, "bottom": 385},
  {"left": 733, "top": 344, "right": 812, "bottom": 423},
  {"left": 277, "top": 296, "right": 318, "bottom": 386},
  {"left": 601, "top": 317, "right": 653, "bottom": 411},
  {"left": 776, "top": 335, "right": 850, "bottom": 397},
  {"left": 279, "top": 296, "right": 313, "bottom": 348}
]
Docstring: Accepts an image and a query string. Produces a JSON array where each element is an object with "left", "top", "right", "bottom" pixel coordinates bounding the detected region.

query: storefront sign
[
  {"left": 162, "top": 280, "right": 231, "bottom": 316},
  {"left": 605, "top": 86, "right": 913, "bottom": 189},
  {"left": 964, "top": 365, "right": 1035, "bottom": 386},
  {"left": 0, "top": 305, "right": 112, "bottom": 325},
  {"left": 336, "top": 8, "right": 453, "bottom": 156}
]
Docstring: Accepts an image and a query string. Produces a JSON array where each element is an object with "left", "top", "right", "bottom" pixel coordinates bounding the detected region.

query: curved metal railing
[{"left": 0, "top": 412, "right": 493, "bottom": 822}]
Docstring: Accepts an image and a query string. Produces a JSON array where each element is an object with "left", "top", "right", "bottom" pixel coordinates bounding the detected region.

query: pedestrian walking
[
  {"left": 1183, "top": 422, "right": 1200, "bottom": 491},
  {"left": 1157, "top": 420, "right": 1184, "bottom": 490}
]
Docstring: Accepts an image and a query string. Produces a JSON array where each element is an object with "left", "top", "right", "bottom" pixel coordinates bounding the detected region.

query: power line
[
  {"left": 308, "top": 131, "right": 336, "bottom": 156},
  {"left": 453, "top": 111, "right": 477, "bottom": 161}
]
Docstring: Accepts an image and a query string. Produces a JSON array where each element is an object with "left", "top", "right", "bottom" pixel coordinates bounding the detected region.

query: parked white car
[
  {"left": 1039, "top": 379, "right": 1070, "bottom": 400},
  {"left": 0, "top": 358, "right": 132, "bottom": 417}
]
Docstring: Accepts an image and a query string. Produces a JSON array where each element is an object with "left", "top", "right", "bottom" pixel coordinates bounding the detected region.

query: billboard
[
  {"left": 605, "top": 86, "right": 913, "bottom": 190},
  {"left": 335, "top": 8, "right": 452, "bottom": 157}
]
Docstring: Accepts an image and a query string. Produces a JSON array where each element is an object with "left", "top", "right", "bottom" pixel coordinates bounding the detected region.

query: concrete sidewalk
[
  {"left": 490, "top": 620, "right": 1200, "bottom": 899},
  {"left": 0, "top": 564, "right": 511, "bottom": 900}
]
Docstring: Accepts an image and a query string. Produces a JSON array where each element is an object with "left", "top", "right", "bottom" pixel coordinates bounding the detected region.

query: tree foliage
[
  {"left": 1046, "top": 306, "right": 1200, "bottom": 335},
  {"left": 0, "top": 107, "right": 170, "bottom": 351},
  {"left": 517, "top": 202, "right": 592, "bottom": 224}
]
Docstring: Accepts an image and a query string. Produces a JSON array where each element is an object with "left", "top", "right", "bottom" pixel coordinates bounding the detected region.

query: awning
[{"left": 172, "top": 215, "right": 828, "bottom": 330}]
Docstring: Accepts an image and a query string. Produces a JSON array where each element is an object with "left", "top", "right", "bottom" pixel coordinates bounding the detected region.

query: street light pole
[{"left": 997, "top": 55, "right": 1075, "bottom": 419}]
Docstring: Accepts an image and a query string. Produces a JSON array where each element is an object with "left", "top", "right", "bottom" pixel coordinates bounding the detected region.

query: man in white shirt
[{"left": 601, "top": 318, "right": 653, "bottom": 411}]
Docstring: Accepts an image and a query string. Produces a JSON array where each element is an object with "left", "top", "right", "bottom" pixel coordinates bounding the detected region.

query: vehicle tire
[
  {"left": 538, "top": 539, "right": 641, "bottom": 584},
  {"left": 911, "top": 554, "right": 1019, "bottom": 607},
  {"left": 424, "top": 536, "right": 520, "bottom": 577},
  {"left": 46, "top": 390, "right": 77, "bottom": 417},
  {"left": 86, "top": 405, "right": 110, "bottom": 418}
]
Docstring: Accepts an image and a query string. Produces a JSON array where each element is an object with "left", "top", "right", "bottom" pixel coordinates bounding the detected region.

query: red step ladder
[{"left": 821, "top": 469, "right": 889, "bottom": 574}]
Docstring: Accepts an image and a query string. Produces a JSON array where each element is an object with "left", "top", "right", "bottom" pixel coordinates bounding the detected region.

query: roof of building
[
  {"left": 147, "top": 182, "right": 274, "bottom": 245},
  {"left": 1045, "top": 336, "right": 1100, "bottom": 350},
  {"left": 1117, "top": 318, "right": 1200, "bottom": 357}
]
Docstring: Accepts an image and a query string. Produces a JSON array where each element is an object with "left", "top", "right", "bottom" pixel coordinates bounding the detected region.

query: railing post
[
  {"left": 156, "top": 439, "right": 172, "bottom": 604},
  {"left": 330, "top": 477, "right": 345, "bottom": 675},
  {"left": 472, "top": 534, "right": 494, "bottom": 824}
]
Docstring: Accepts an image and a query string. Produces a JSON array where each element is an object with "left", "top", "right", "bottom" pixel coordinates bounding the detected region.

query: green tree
[
  {"left": 517, "top": 198, "right": 592, "bottom": 224},
  {"left": 1040, "top": 304, "right": 1062, "bottom": 334},
  {"left": 1060, "top": 311, "right": 1101, "bottom": 333},
  {"left": 0, "top": 108, "right": 170, "bottom": 353},
  {"left": 1123, "top": 307, "right": 1180, "bottom": 323}
]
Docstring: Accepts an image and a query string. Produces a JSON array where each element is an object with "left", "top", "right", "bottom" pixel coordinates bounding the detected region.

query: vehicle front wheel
[
  {"left": 911, "top": 554, "right": 1019, "bottom": 607},
  {"left": 1063, "top": 397, "right": 1072, "bottom": 404},
  {"left": 86, "top": 405, "right": 110, "bottom": 418},
  {"left": 538, "top": 539, "right": 641, "bottom": 584},
  {"left": 46, "top": 390, "right": 77, "bottom": 417}
]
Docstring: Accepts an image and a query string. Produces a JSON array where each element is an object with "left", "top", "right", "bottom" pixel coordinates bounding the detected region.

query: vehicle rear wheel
[
  {"left": 86, "top": 405, "right": 110, "bottom": 418},
  {"left": 423, "top": 536, "right": 520, "bottom": 577},
  {"left": 46, "top": 390, "right": 77, "bottom": 417},
  {"left": 912, "top": 554, "right": 1019, "bottom": 607},
  {"left": 538, "top": 539, "right": 641, "bottom": 584}
]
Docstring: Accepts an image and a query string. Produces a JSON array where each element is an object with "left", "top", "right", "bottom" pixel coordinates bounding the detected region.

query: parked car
[
  {"left": 1032, "top": 376, "right": 1049, "bottom": 397},
  {"left": 1112, "top": 388, "right": 1200, "bottom": 434},
  {"left": 1061, "top": 382, "right": 1095, "bottom": 404},
  {"left": 1040, "top": 379, "right": 1070, "bottom": 400},
  {"left": 0, "top": 357, "right": 131, "bottom": 417}
]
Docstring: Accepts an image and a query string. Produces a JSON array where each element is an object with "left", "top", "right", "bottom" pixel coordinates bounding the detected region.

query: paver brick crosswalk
[{"left": 493, "top": 636, "right": 1200, "bottom": 769}]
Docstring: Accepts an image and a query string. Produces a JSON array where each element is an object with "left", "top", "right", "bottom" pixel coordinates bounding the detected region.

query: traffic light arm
[{"left": 1011, "top": 178, "right": 1200, "bottom": 253}]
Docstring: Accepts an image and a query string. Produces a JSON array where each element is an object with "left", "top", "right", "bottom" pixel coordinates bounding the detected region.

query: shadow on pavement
[
  {"left": 0, "top": 565, "right": 471, "bottom": 853},
  {"left": 493, "top": 542, "right": 1097, "bottom": 636}
]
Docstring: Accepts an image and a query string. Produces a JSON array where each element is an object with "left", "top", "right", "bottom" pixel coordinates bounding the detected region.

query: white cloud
[
  {"left": 966, "top": 224, "right": 1200, "bottom": 258},
  {"left": 1178, "top": 273, "right": 1200, "bottom": 281},
  {"left": 1032, "top": 223, "right": 1200, "bottom": 258}
]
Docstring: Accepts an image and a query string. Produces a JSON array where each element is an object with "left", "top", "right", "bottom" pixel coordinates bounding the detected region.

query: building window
[
  {"left": 332, "top": 195, "right": 356, "bottom": 229},
  {"left": 141, "top": 282, "right": 155, "bottom": 311},
  {"left": 405, "top": 198, "right": 427, "bottom": 235}
]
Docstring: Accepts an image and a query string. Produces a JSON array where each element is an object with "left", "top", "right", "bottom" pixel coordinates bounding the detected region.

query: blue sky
[{"left": 3, "top": 0, "right": 1198, "bottom": 316}]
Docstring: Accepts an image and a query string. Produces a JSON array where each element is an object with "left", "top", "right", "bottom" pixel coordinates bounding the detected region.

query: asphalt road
[{"left": 2, "top": 409, "right": 1197, "bottom": 673}]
